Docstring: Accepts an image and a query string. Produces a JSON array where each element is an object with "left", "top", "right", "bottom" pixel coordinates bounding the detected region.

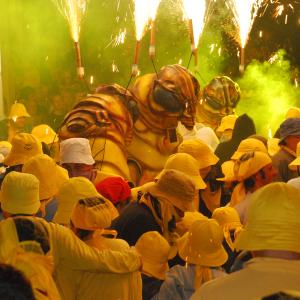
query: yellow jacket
[
  {"left": 191, "top": 257, "right": 300, "bottom": 300},
  {"left": 55, "top": 231, "right": 142, "bottom": 300}
]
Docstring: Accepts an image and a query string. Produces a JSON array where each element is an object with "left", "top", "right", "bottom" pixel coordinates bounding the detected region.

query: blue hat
[{"left": 279, "top": 118, "right": 300, "bottom": 144}]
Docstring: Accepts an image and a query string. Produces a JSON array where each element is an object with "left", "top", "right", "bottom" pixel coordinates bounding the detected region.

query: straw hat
[
  {"left": 31, "top": 124, "right": 58, "bottom": 145},
  {"left": 1, "top": 171, "right": 40, "bottom": 215},
  {"left": 216, "top": 114, "right": 238, "bottom": 133},
  {"left": 178, "top": 139, "right": 219, "bottom": 170},
  {"left": 289, "top": 141, "right": 300, "bottom": 171},
  {"left": 71, "top": 197, "right": 112, "bottom": 230},
  {"left": 145, "top": 169, "right": 196, "bottom": 212},
  {"left": 235, "top": 182, "right": 300, "bottom": 253},
  {"left": 217, "top": 160, "right": 236, "bottom": 182},
  {"left": 8, "top": 103, "right": 30, "bottom": 119},
  {"left": 233, "top": 151, "right": 272, "bottom": 181},
  {"left": 156, "top": 153, "right": 206, "bottom": 190},
  {"left": 177, "top": 219, "right": 228, "bottom": 266},
  {"left": 135, "top": 231, "right": 170, "bottom": 280},
  {"left": 60, "top": 138, "right": 95, "bottom": 165},
  {"left": 22, "top": 154, "right": 69, "bottom": 200},
  {"left": 4, "top": 133, "right": 43, "bottom": 167},
  {"left": 231, "top": 138, "right": 268, "bottom": 160}
]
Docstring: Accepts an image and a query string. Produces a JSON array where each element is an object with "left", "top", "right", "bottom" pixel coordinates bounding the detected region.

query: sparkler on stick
[
  {"left": 52, "top": 0, "right": 88, "bottom": 79},
  {"left": 226, "top": 0, "right": 263, "bottom": 73},
  {"left": 183, "top": 0, "right": 207, "bottom": 68}
]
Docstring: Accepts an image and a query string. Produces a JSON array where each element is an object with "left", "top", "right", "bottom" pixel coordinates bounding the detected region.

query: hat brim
[
  {"left": 234, "top": 225, "right": 300, "bottom": 253},
  {"left": 142, "top": 260, "right": 169, "bottom": 280},
  {"left": 4, "top": 153, "right": 28, "bottom": 167},
  {"left": 289, "top": 157, "right": 300, "bottom": 171},
  {"left": 177, "top": 233, "right": 228, "bottom": 266},
  {"left": 156, "top": 171, "right": 206, "bottom": 190},
  {"left": 198, "top": 154, "right": 219, "bottom": 170},
  {"left": 231, "top": 151, "right": 243, "bottom": 160},
  {"left": 146, "top": 182, "right": 195, "bottom": 212}
]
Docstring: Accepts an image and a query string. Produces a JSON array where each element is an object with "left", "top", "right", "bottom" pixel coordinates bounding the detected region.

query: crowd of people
[{"left": 0, "top": 93, "right": 300, "bottom": 300}]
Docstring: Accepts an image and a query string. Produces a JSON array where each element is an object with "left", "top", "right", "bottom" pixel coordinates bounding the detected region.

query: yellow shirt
[{"left": 191, "top": 257, "right": 300, "bottom": 300}]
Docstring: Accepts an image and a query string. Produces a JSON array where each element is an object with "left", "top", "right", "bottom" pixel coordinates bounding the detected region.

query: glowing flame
[
  {"left": 134, "top": 0, "right": 150, "bottom": 40},
  {"left": 52, "top": 0, "right": 88, "bottom": 42},
  {"left": 183, "top": 0, "right": 207, "bottom": 48},
  {"left": 227, "top": 0, "right": 263, "bottom": 48},
  {"left": 90, "top": 75, "right": 94, "bottom": 85}
]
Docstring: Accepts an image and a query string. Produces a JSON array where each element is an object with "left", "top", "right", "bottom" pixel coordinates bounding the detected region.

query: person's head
[
  {"left": 145, "top": 169, "right": 196, "bottom": 220},
  {"left": 285, "top": 107, "right": 300, "bottom": 119},
  {"left": 7, "top": 103, "right": 30, "bottom": 129},
  {"left": 95, "top": 176, "right": 131, "bottom": 213},
  {"left": 0, "top": 171, "right": 40, "bottom": 218},
  {"left": 231, "top": 138, "right": 268, "bottom": 160},
  {"left": 234, "top": 151, "right": 277, "bottom": 192},
  {"left": 157, "top": 153, "right": 206, "bottom": 190},
  {"left": 216, "top": 114, "right": 238, "bottom": 141},
  {"left": 22, "top": 154, "right": 68, "bottom": 201},
  {"left": 135, "top": 231, "right": 171, "bottom": 280},
  {"left": 60, "top": 138, "right": 96, "bottom": 180},
  {"left": 3, "top": 133, "right": 43, "bottom": 168},
  {"left": 31, "top": 124, "right": 58, "bottom": 145},
  {"left": 53, "top": 176, "right": 118, "bottom": 226},
  {"left": 235, "top": 182, "right": 300, "bottom": 258},
  {"left": 279, "top": 118, "right": 300, "bottom": 152},
  {"left": 0, "top": 141, "right": 12, "bottom": 158},
  {"left": 178, "top": 138, "right": 219, "bottom": 179},
  {"left": 177, "top": 218, "right": 228, "bottom": 266},
  {"left": 0, "top": 264, "right": 35, "bottom": 300},
  {"left": 70, "top": 197, "right": 112, "bottom": 241}
]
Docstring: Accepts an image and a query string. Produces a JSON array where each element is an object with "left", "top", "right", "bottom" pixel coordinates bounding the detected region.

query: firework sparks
[
  {"left": 52, "top": 0, "right": 88, "bottom": 78},
  {"left": 149, "top": 0, "right": 161, "bottom": 58},
  {"left": 183, "top": 0, "right": 208, "bottom": 66},
  {"left": 226, "top": 0, "right": 263, "bottom": 72}
]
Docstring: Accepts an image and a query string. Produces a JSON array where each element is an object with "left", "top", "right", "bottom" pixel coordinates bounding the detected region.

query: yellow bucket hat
[
  {"left": 145, "top": 169, "right": 196, "bottom": 212},
  {"left": 233, "top": 151, "right": 272, "bottom": 182},
  {"left": 289, "top": 141, "right": 300, "bottom": 171},
  {"left": 54, "top": 177, "right": 118, "bottom": 225},
  {"left": 176, "top": 211, "right": 207, "bottom": 236},
  {"left": 135, "top": 231, "right": 171, "bottom": 280},
  {"left": 0, "top": 141, "right": 12, "bottom": 158},
  {"left": 217, "top": 160, "right": 236, "bottom": 182},
  {"left": 235, "top": 182, "right": 300, "bottom": 253},
  {"left": 8, "top": 103, "right": 30, "bottom": 119},
  {"left": 267, "top": 137, "right": 280, "bottom": 157},
  {"left": 285, "top": 107, "right": 300, "bottom": 119},
  {"left": 71, "top": 198, "right": 112, "bottom": 230},
  {"left": 22, "top": 154, "right": 69, "bottom": 200},
  {"left": 31, "top": 124, "right": 58, "bottom": 145},
  {"left": 178, "top": 139, "right": 219, "bottom": 170},
  {"left": 216, "top": 114, "right": 238, "bottom": 133},
  {"left": 177, "top": 219, "right": 228, "bottom": 266},
  {"left": 4, "top": 133, "right": 43, "bottom": 167},
  {"left": 156, "top": 153, "right": 206, "bottom": 190},
  {"left": 0, "top": 171, "right": 40, "bottom": 215},
  {"left": 231, "top": 138, "right": 268, "bottom": 160}
]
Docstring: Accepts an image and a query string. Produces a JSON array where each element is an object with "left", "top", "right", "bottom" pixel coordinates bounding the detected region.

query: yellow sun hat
[
  {"left": 22, "top": 154, "right": 68, "bottom": 200},
  {"left": 8, "top": 103, "right": 30, "bottom": 119},
  {"left": 71, "top": 197, "right": 112, "bottom": 230},
  {"left": 233, "top": 151, "right": 272, "bottom": 182},
  {"left": 216, "top": 114, "right": 238, "bottom": 133},
  {"left": 4, "top": 133, "right": 43, "bottom": 167},
  {"left": 135, "top": 231, "right": 171, "bottom": 280},
  {"left": 176, "top": 211, "right": 207, "bottom": 236},
  {"left": 145, "top": 169, "right": 196, "bottom": 212},
  {"left": 0, "top": 171, "right": 40, "bottom": 215},
  {"left": 231, "top": 138, "right": 268, "bottom": 160},
  {"left": 31, "top": 124, "right": 58, "bottom": 145},
  {"left": 285, "top": 107, "right": 300, "bottom": 119},
  {"left": 235, "top": 182, "right": 300, "bottom": 253},
  {"left": 0, "top": 141, "right": 12, "bottom": 158},
  {"left": 177, "top": 138, "right": 219, "bottom": 170},
  {"left": 289, "top": 141, "right": 300, "bottom": 171},
  {"left": 177, "top": 219, "right": 228, "bottom": 266},
  {"left": 156, "top": 153, "right": 206, "bottom": 190},
  {"left": 217, "top": 160, "right": 236, "bottom": 182}
]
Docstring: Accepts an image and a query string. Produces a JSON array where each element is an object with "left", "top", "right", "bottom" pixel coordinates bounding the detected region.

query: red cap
[{"left": 96, "top": 176, "right": 131, "bottom": 205}]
